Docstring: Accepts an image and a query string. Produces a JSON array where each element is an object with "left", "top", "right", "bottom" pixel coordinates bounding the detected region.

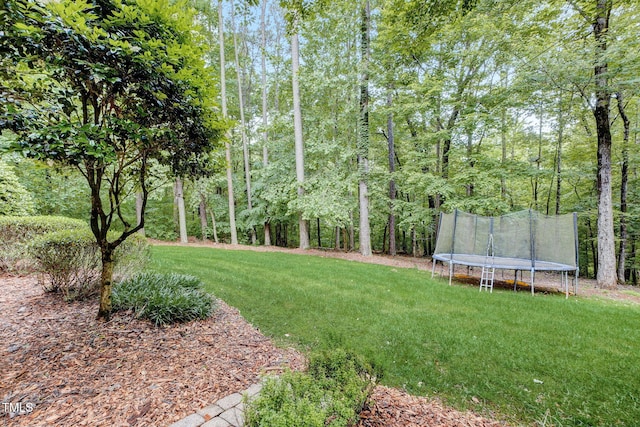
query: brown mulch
[
  {"left": 3, "top": 241, "right": 637, "bottom": 427},
  {"left": 360, "top": 386, "right": 506, "bottom": 427},
  {"left": 0, "top": 274, "right": 304, "bottom": 426}
]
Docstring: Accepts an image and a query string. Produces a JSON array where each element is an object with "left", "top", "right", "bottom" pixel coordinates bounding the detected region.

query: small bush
[
  {"left": 112, "top": 272, "right": 216, "bottom": 326},
  {"left": 29, "top": 228, "right": 150, "bottom": 301},
  {"left": 0, "top": 215, "right": 86, "bottom": 272},
  {"left": 245, "top": 349, "right": 378, "bottom": 427},
  {"left": 30, "top": 229, "right": 100, "bottom": 300}
]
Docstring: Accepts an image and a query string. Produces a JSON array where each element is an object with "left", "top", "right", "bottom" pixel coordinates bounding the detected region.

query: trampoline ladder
[{"left": 479, "top": 266, "right": 495, "bottom": 292}]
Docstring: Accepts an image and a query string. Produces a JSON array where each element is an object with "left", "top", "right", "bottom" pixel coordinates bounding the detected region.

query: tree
[
  {"left": 3, "top": 0, "right": 225, "bottom": 319},
  {"left": 289, "top": 12, "right": 310, "bottom": 249},
  {"left": 218, "top": 0, "right": 239, "bottom": 245},
  {"left": 357, "top": 0, "right": 372, "bottom": 256},
  {"left": 566, "top": 0, "right": 617, "bottom": 288}
]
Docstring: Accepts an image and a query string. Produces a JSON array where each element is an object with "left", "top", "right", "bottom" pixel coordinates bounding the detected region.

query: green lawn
[{"left": 150, "top": 246, "right": 640, "bottom": 426}]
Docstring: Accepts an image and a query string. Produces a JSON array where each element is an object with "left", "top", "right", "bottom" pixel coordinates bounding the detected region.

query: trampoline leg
[
  {"left": 531, "top": 269, "right": 535, "bottom": 295},
  {"left": 431, "top": 259, "right": 436, "bottom": 279},
  {"left": 449, "top": 262, "right": 453, "bottom": 286}
]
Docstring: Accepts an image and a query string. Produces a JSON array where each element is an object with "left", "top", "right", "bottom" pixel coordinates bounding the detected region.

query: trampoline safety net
[{"left": 432, "top": 210, "right": 579, "bottom": 295}]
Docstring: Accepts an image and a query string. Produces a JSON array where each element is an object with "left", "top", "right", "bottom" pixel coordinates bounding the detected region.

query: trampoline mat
[{"left": 433, "top": 253, "right": 576, "bottom": 272}]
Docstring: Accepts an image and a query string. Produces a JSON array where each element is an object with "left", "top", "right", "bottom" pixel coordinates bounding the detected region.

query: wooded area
[{"left": 1, "top": 0, "right": 639, "bottom": 288}]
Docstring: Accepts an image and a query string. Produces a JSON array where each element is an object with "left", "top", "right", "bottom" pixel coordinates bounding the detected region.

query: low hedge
[
  {"left": 112, "top": 272, "right": 216, "bottom": 326},
  {"left": 245, "top": 349, "right": 378, "bottom": 427},
  {"left": 0, "top": 215, "right": 87, "bottom": 272},
  {"left": 29, "top": 229, "right": 150, "bottom": 301}
]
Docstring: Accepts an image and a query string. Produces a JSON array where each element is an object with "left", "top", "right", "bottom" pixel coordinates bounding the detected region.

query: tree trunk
[
  {"left": 97, "top": 250, "right": 114, "bottom": 320},
  {"left": 592, "top": 0, "right": 617, "bottom": 288},
  {"left": 616, "top": 92, "right": 630, "bottom": 283},
  {"left": 218, "top": 0, "right": 238, "bottom": 244},
  {"left": 209, "top": 211, "right": 219, "bottom": 243},
  {"left": 358, "top": 0, "right": 372, "bottom": 257},
  {"left": 291, "top": 23, "right": 310, "bottom": 249},
  {"left": 199, "top": 191, "right": 208, "bottom": 241},
  {"left": 231, "top": 0, "right": 256, "bottom": 245},
  {"left": 387, "top": 89, "right": 397, "bottom": 256},
  {"left": 465, "top": 127, "right": 474, "bottom": 197},
  {"left": 264, "top": 221, "right": 272, "bottom": 246},
  {"left": 555, "top": 95, "right": 564, "bottom": 215},
  {"left": 260, "top": 0, "right": 271, "bottom": 246},
  {"left": 175, "top": 177, "right": 188, "bottom": 243}
]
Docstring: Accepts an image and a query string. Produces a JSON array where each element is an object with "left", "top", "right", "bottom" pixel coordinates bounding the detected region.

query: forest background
[{"left": 1, "top": 0, "right": 639, "bottom": 287}]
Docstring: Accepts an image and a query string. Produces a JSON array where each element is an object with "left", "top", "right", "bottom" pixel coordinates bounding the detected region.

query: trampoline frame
[{"left": 431, "top": 210, "right": 579, "bottom": 298}]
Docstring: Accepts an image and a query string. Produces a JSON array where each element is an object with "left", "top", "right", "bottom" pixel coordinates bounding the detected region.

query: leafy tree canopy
[{"left": 0, "top": 0, "right": 227, "bottom": 318}]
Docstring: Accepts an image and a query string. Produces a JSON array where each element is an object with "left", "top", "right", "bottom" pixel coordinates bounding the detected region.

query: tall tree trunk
[
  {"left": 616, "top": 91, "right": 630, "bottom": 283},
  {"left": 465, "top": 127, "right": 474, "bottom": 197},
  {"left": 500, "top": 70, "right": 508, "bottom": 201},
  {"left": 555, "top": 94, "right": 565, "bottom": 215},
  {"left": 592, "top": 0, "right": 617, "bottom": 288},
  {"left": 231, "top": 0, "right": 256, "bottom": 245},
  {"left": 534, "top": 98, "right": 543, "bottom": 210},
  {"left": 175, "top": 177, "right": 188, "bottom": 244},
  {"left": 387, "top": 89, "right": 396, "bottom": 256},
  {"left": 358, "top": 0, "right": 372, "bottom": 256},
  {"left": 218, "top": 0, "right": 238, "bottom": 244},
  {"left": 291, "top": 21, "right": 310, "bottom": 249},
  {"left": 199, "top": 191, "right": 208, "bottom": 241},
  {"left": 260, "top": 0, "right": 271, "bottom": 246}
]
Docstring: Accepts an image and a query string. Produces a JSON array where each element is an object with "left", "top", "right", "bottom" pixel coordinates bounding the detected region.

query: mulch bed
[{"left": 1, "top": 272, "right": 509, "bottom": 426}]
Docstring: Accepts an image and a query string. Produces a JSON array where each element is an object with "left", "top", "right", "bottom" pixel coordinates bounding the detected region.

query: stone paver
[
  {"left": 216, "top": 393, "right": 243, "bottom": 410},
  {"left": 201, "top": 418, "right": 232, "bottom": 427},
  {"left": 168, "top": 413, "right": 206, "bottom": 427},
  {"left": 169, "top": 381, "right": 264, "bottom": 427},
  {"left": 197, "top": 404, "right": 224, "bottom": 419}
]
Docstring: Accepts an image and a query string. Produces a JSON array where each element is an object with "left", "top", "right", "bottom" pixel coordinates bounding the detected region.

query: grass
[{"left": 150, "top": 246, "right": 640, "bottom": 426}]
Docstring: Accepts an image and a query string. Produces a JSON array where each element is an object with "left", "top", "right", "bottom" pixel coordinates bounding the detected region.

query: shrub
[
  {"left": 245, "top": 349, "right": 378, "bottom": 427},
  {"left": 112, "top": 272, "right": 216, "bottom": 326},
  {"left": 30, "top": 228, "right": 100, "bottom": 300},
  {"left": 29, "top": 228, "right": 150, "bottom": 301},
  {"left": 0, "top": 215, "right": 87, "bottom": 272}
]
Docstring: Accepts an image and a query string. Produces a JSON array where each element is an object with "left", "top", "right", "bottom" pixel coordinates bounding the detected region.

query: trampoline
[{"left": 431, "top": 210, "right": 579, "bottom": 297}]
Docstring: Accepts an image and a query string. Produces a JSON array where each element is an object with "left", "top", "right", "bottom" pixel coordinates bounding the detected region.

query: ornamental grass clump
[
  {"left": 112, "top": 272, "right": 216, "bottom": 326},
  {"left": 245, "top": 349, "right": 378, "bottom": 427}
]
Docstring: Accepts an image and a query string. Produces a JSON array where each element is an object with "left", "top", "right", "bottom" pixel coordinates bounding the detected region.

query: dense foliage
[
  {"left": 0, "top": 215, "right": 87, "bottom": 271},
  {"left": 245, "top": 349, "right": 377, "bottom": 427}
]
